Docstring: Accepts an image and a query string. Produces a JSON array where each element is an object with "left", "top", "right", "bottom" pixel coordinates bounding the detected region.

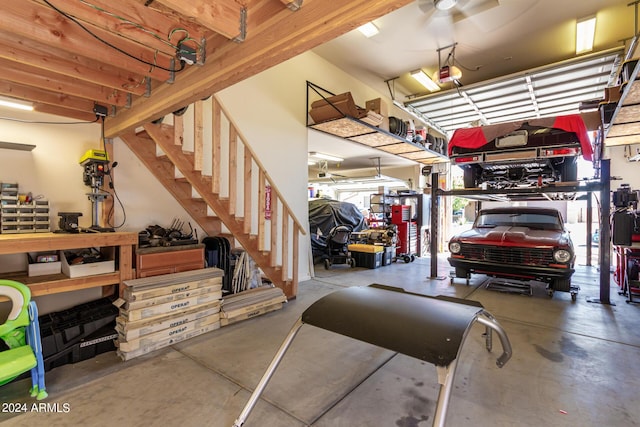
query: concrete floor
[{"left": 1, "top": 254, "right": 639, "bottom": 427}]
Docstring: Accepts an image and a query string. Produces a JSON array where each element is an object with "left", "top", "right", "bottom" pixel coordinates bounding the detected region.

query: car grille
[{"left": 460, "top": 244, "right": 554, "bottom": 266}]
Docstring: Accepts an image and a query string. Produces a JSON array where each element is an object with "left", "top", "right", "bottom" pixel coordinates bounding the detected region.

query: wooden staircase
[{"left": 120, "top": 96, "right": 306, "bottom": 298}]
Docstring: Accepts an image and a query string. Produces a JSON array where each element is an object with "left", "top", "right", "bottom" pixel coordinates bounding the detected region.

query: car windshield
[{"left": 475, "top": 212, "right": 563, "bottom": 231}]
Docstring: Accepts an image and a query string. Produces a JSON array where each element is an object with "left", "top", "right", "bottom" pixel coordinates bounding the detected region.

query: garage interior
[{"left": 0, "top": 1, "right": 640, "bottom": 426}]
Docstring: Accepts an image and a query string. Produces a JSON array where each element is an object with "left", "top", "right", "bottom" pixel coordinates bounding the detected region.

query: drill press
[{"left": 79, "top": 149, "right": 114, "bottom": 232}]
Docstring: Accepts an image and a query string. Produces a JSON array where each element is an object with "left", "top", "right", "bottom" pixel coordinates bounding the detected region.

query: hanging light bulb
[{"left": 435, "top": 0, "right": 457, "bottom": 11}]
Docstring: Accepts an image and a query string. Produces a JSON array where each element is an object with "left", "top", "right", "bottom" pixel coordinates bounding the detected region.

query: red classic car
[
  {"left": 448, "top": 114, "right": 592, "bottom": 189},
  {"left": 448, "top": 206, "right": 577, "bottom": 299}
]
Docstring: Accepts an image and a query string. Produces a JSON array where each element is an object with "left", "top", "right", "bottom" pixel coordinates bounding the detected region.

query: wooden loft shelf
[
  {"left": 605, "top": 59, "right": 640, "bottom": 147},
  {"left": 306, "top": 81, "right": 449, "bottom": 165},
  {"left": 308, "top": 116, "right": 448, "bottom": 165}
]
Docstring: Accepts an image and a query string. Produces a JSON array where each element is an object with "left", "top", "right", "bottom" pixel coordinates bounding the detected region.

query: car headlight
[
  {"left": 553, "top": 249, "right": 572, "bottom": 263},
  {"left": 449, "top": 242, "right": 461, "bottom": 254}
]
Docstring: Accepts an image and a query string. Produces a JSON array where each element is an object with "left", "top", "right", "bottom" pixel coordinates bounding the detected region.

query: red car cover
[{"left": 447, "top": 115, "right": 593, "bottom": 161}]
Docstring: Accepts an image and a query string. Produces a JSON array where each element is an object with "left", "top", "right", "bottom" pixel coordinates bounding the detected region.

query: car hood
[{"left": 453, "top": 226, "right": 572, "bottom": 248}]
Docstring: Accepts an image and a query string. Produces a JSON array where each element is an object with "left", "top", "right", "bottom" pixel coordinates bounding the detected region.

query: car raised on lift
[
  {"left": 447, "top": 114, "right": 593, "bottom": 189},
  {"left": 447, "top": 206, "right": 577, "bottom": 300}
]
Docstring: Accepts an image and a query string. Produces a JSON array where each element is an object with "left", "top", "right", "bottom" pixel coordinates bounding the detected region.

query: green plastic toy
[{"left": 0, "top": 280, "right": 47, "bottom": 399}]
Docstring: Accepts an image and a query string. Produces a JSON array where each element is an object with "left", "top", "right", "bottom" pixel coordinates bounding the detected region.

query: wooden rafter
[
  {"left": 0, "top": 31, "right": 147, "bottom": 96},
  {"left": 0, "top": 58, "right": 128, "bottom": 107},
  {"left": 1, "top": 1, "right": 174, "bottom": 81},
  {"left": 0, "top": 0, "right": 411, "bottom": 129},
  {"left": 105, "top": 0, "right": 413, "bottom": 136},
  {"left": 152, "top": 0, "right": 245, "bottom": 40},
  {"left": 0, "top": 80, "right": 95, "bottom": 113}
]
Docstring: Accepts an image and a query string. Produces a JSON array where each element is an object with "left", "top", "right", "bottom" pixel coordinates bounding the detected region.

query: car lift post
[
  {"left": 598, "top": 158, "right": 612, "bottom": 304},
  {"left": 430, "top": 171, "right": 439, "bottom": 279},
  {"left": 586, "top": 192, "right": 593, "bottom": 267}
]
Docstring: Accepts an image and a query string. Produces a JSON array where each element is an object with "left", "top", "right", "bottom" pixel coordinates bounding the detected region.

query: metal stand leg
[
  {"left": 476, "top": 314, "right": 512, "bottom": 368},
  {"left": 434, "top": 363, "right": 457, "bottom": 427},
  {"left": 233, "top": 318, "right": 304, "bottom": 427}
]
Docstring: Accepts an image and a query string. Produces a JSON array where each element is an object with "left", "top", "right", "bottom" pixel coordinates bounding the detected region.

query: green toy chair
[{"left": 0, "top": 280, "right": 47, "bottom": 400}]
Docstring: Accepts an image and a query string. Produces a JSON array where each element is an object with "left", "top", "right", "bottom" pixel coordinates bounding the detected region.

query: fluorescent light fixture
[
  {"left": 435, "top": 0, "right": 457, "bottom": 11},
  {"left": 309, "top": 152, "right": 344, "bottom": 162},
  {"left": 576, "top": 16, "right": 596, "bottom": 54},
  {"left": 0, "top": 96, "right": 33, "bottom": 111},
  {"left": 357, "top": 22, "right": 379, "bottom": 38},
  {"left": 410, "top": 70, "right": 441, "bottom": 92}
]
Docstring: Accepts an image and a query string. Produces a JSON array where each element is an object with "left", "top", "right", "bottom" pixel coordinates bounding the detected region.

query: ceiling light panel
[
  {"left": 357, "top": 22, "right": 379, "bottom": 38},
  {"left": 410, "top": 70, "right": 440, "bottom": 92},
  {"left": 0, "top": 96, "right": 33, "bottom": 111},
  {"left": 576, "top": 16, "right": 597, "bottom": 54},
  {"left": 309, "top": 151, "right": 344, "bottom": 162}
]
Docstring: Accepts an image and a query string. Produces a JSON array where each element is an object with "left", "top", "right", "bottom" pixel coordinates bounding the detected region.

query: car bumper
[{"left": 447, "top": 257, "right": 574, "bottom": 281}]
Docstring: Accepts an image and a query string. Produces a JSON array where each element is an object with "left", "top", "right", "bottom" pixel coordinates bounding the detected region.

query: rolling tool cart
[{"left": 391, "top": 205, "right": 417, "bottom": 262}]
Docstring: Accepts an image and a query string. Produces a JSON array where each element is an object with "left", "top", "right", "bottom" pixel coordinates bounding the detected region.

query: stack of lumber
[
  {"left": 220, "top": 286, "right": 287, "bottom": 326},
  {"left": 115, "top": 268, "right": 224, "bottom": 361}
]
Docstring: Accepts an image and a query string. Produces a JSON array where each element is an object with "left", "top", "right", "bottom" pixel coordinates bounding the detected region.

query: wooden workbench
[{"left": 0, "top": 231, "right": 138, "bottom": 298}]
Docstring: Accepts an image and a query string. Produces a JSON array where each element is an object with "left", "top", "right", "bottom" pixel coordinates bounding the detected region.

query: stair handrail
[{"left": 213, "top": 94, "right": 306, "bottom": 236}]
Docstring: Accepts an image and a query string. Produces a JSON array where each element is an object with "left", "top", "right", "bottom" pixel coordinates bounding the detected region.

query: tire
[
  {"left": 403, "top": 255, "right": 411, "bottom": 263},
  {"left": 324, "top": 258, "right": 330, "bottom": 270},
  {"left": 349, "top": 258, "right": 356, "bottom": 268},
  {"left": 455, "top": 267, "right": 468, "bottom": 279},
  {"left": 559, "top": 157, "right": 578, "bottom": 182},
  {"left": 463, "top": 165, "right": 479, "bottom": 188},
  {"left": 552, "top": 278, "right": 571, "bottom": 292}
]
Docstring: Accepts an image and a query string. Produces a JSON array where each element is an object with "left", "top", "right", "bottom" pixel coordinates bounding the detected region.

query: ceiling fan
[{"left": 417, "top": 0, "right": 500, "bottom": 23}]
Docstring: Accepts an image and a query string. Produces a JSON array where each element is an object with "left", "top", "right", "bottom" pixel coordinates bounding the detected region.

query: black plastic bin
[{"left": 39, "top": 297, "right": 118, "bottom": 371}]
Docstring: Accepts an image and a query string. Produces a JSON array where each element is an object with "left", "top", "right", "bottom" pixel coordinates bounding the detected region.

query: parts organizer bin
[
  {"left": 28, "top": 252, "right": 62, "bottom": 277},
  {"left": 61, "top": 248, "right": 115, "bottom": 278},
  {"left": 1, "top": 183, "right": 50, "bottom": 233}
]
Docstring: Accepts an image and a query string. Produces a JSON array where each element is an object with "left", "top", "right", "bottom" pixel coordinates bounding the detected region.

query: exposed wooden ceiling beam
[
  {"left": 0, "top": 79, "right": 95, "bottom": 113},
  {"left": 2, "top": 1, "right": 174, "bottom": 82},
  {"left": 41, "top": 0, "right": 175, "bottom": 56},
  {"left": 279, "top": 0, "right": 303, "bottom": 11},
  {"left": 0, "top": 32, "right": 148, "bottom": 96},
  {"left": 33, "top": 103, "right": 101, "bottom": 122},
  {"left": 153, "top": 0, "right": 245, "bottom": 39},
  {"left": 0, "top": 58, "right": 129, "bottom": 107},
  {"left": 104, "top": 0, "right": 414, "bottom": 137},
  {"left": 82, "top": 0, "right": 208, "bottom": 50}
]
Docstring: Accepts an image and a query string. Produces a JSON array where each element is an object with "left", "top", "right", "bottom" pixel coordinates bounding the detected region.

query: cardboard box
[
  {"left": 365, "top": 98, "right": 388, "bottom": 116},
  {"left": 309, "top": 92, "right": 366, "bottom": 124},
  {"left": 61, "top": 249, "right": 115, "bottom": 278},
  {"left": 28, "top": 252, "right": 61, "bottom": 277}
]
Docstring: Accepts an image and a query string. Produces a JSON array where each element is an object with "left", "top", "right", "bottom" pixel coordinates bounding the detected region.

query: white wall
[
  {"left": 0, "top": 108, "right": 107, "bottom": 312},
  {"left": 0, "top": 108, "right": 102, "bottom": 272},
  {"left": 607, "top": 145, "right": 640, "bottom": 189},
  {"left": 2, "top": 50, "right": 408, "bottom": 314}
]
